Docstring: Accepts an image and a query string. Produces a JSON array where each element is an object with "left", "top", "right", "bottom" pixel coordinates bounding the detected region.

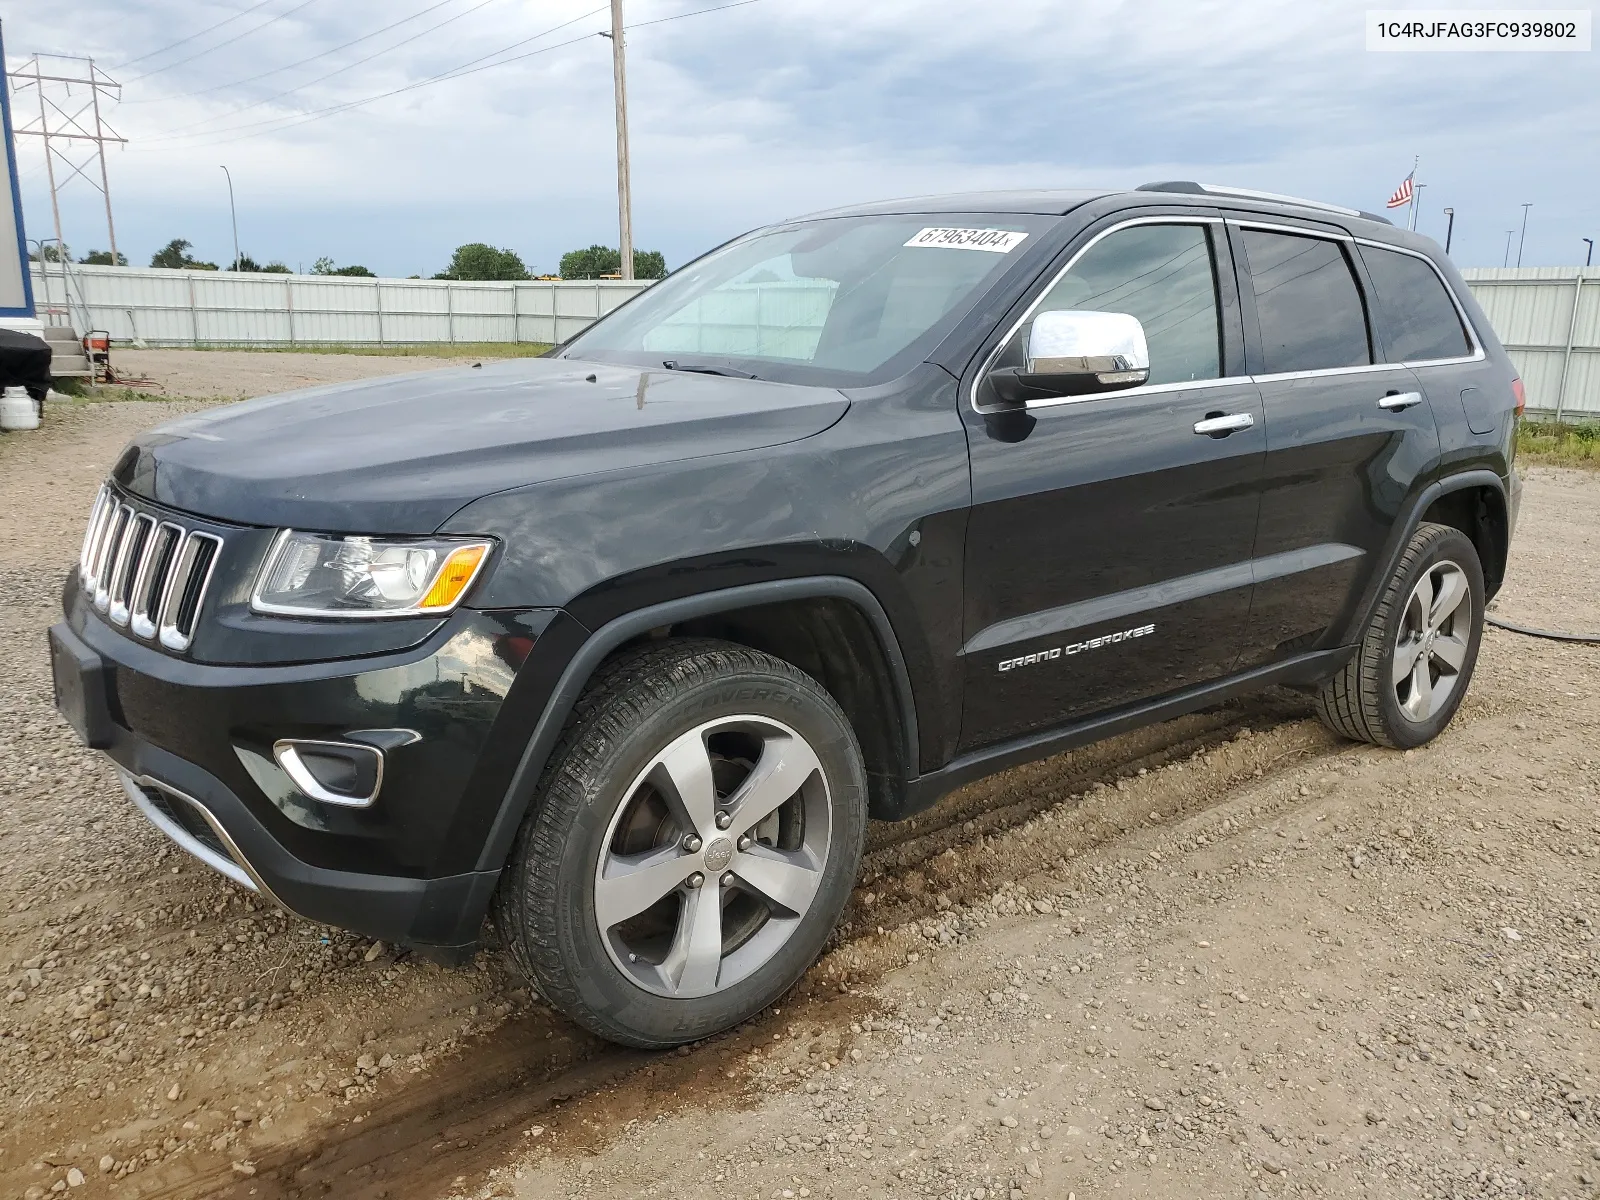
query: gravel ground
[
  {"left": 106, "top": 349, "right": 496, "bottom": 400},
  {"left": 0, "top": 393, "right": 1595, "bottom": 1200}
]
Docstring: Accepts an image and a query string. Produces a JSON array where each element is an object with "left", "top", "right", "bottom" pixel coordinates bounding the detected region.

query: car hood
[{"left": 112, "top": 358, "right": 850, "bottom": 533}]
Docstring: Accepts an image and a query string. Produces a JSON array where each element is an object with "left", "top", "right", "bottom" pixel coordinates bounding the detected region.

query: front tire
[
  {"left": 493, "top": 638, "right": 867, "bottom": 1048},
  {"left": 1315, "top": 522, "right": 1485, "bottom": 749}
]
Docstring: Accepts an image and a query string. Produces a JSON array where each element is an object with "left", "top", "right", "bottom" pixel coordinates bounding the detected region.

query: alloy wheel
[
  {"left": 593, "top": 716, "right": 832, "bottom": 999},
  {"left": 1392, "top": 559, "right": 1472, "bottom": 723}
]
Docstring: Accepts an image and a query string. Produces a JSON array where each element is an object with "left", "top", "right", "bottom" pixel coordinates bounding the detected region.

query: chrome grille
[{"left": 77, "top": 486, "right": 224, "bottom": 653}]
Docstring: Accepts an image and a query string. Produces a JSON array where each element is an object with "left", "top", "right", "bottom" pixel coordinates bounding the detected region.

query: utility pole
[
  {"left": 8, "top": 54, "right": 125, "bottom": 264},
  {"left": 220, "top": 166, "right": 239, "bottom": 271},
  {"left": 606, "top": 0, "right": 634, "bottom": 281},
  {"left": 1442, "top": 207, "right": 1455, "bottom": 254},
  {"left": 1516, "top": 203, "right": 1532, "bottom": 267}
]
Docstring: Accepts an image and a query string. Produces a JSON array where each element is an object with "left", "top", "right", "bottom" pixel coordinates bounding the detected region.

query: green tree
[
  {"left": 436, "top": 243, "right": 529, "bottom": 281},
  {"left": 82, "top": 249, "right": 128, "bottom": 266},
  {"left": 305, "top": 257, "right": 371, "bottom": 278},
  {"left": 30, "top": 244, "right": 72, "bottom": 263},
  {"left": 559, "top": 245, "right": 666, "bottom": 280},
  {"left": 310, "top": 256, "right": 375, "bottom": 277},
  {"left": 150, "top": 239, "right": 217, "bottom": 270},
  {"left": 260, "top": 262, "right": 292, "bottom": 273},
  {"left": 232, "top": 253, "right": 264, "bottom": 272}
]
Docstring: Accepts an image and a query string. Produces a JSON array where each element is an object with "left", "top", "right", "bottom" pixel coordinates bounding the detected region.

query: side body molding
[{"left": 474, "top": 576, "right": 920, "bottom": 872}]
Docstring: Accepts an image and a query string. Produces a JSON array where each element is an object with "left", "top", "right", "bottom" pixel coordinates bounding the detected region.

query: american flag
[{"left": 1387, "top": 175, "right": 1415, "bottom": 209}]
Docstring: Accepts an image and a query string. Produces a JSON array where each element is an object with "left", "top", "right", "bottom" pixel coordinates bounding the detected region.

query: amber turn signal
[{"left": 420, "top": 543, "right": 489, "bottom": 611}]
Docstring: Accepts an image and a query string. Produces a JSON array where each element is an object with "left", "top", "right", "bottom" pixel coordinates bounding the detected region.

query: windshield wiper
[{"left": 661, "top": 360, "right": 759, "bottom": 379}]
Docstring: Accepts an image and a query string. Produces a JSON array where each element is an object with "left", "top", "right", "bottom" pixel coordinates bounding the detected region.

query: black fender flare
[
  {"left": 1341, "top": 468, "right": 1508, "bottom": 644},
  {"left": 473, "top": 576, "right": 920, "bottom": 872}
]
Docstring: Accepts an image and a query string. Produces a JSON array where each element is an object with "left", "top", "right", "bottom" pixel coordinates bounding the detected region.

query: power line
[
  {"left": 140, "top": 0, "right": 505, "bottom": 137},
  {"left": 123, "top": 0, "right": 462, "bottom": 103},
  {"left": 123, "top": 0, "right": 325, "bottom": 84},
  {"left": 115, "top": 0, "right": 280, "bottom": 69},
  {"left": 141, "top": 5, "right": 610, "bottom": 145},
  {"left": 147, "top": 0, "right": 766, "bottom": 148}
]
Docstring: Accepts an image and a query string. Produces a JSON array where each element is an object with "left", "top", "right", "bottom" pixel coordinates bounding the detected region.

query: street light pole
[
  {"left": 1584, "top": 238, "right": 1594, "bottom": 267},
  {"left": 1442, "top": 207, "right": 1455, "bottom": 254},
  {"left": 1503, "top": 231, "right": 1514, "bottom": 268},
  {"left": 220, "top": 165, "right": 239, "bottom": 272},
  {"left": 1516, "top": 202, "right": 1532, "bottom": 267},
  {"left": 607, "top": 0, "right": 634, "bottom": 281}
]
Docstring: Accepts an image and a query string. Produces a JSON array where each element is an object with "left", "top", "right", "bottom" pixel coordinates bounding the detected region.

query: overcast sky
[{"left": 6, "top": 0, "right": 1596, "bottom": 276}]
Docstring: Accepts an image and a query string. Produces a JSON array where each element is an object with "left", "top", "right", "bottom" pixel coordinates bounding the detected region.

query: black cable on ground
[{"left": 1485, "top": 614, "right": 1600, "bottom": 643}]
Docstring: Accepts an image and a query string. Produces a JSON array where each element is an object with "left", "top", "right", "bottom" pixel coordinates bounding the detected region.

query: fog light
[{"left": 273, "top": 739, "right": 384, "bottom": 808}]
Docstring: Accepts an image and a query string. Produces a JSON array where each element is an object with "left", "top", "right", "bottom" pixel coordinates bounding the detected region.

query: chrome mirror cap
[{"left": 1026, "top": 309, "right": 1151, "bottom": 384}]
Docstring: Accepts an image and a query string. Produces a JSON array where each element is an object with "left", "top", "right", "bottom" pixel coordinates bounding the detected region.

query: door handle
[
  {"left": 1378, "top": 391, "right": 1424, "bottom": 411},
  {"left": 1193, "top": 412, "right": 1255, "bottom": 436}
]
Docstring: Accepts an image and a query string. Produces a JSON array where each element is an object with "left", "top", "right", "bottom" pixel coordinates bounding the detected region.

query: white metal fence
[
  {"left": 27, "top": 261, "right": 1600, "bottom": 419},
  {"left": 1459, "top": 268, "right": 1597, "bottom": 419},
  {"left": 28, "top": 262, "right": 653, "bottom": 348}
]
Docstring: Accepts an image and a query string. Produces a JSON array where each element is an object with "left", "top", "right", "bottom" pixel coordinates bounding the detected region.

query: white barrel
[{"left": 0, "top": 386, "right": 39, "bottom": 431}]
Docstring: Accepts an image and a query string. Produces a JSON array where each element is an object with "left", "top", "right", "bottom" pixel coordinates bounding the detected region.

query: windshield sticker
[{"left": 904, "top": 227, "right": 1029, "bottom": 253}]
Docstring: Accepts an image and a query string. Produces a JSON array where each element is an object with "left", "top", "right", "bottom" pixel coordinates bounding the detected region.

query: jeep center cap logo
[{"left": 704, "top": 836, "right": 735, "bottom": 873}]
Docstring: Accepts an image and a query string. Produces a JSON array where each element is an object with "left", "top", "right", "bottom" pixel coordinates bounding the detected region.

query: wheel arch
[
  {"left": 474, "top": 577, "right": 920, "bottom": 872},
  {"left": 1418, "top": 480, "right": 1510, "bottom": 599},
  {"left": 1340, "top": 469, "right": 1508, "bottom": 647}
]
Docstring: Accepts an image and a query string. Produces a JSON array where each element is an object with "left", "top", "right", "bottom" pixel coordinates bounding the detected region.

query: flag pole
[{"left": 1408, "top": 156, "right": 1421, "bottom": 232}]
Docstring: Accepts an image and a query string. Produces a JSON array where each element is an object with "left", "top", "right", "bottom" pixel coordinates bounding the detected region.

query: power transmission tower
[{"left": 7, "top": 54, "right": 126, "bottom": 264}]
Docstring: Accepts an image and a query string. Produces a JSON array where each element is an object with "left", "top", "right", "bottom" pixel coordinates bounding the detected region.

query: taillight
[{"left": 1511, "top": 377, "right": 1526, "bottom": 417}]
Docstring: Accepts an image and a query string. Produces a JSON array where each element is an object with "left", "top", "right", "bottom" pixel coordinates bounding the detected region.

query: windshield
[{"left": 561, "top": 213, "right": 1055, "bottom": 387}]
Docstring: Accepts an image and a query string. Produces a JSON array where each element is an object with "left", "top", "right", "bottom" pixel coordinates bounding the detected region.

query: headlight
[{"left": 251, "top": 531, "right": 492, "bottom": 617}]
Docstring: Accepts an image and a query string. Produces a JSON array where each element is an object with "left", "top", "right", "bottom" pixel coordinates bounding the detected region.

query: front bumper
[{"left": 51, "top": 590, "right": 562, "bottom": 958}]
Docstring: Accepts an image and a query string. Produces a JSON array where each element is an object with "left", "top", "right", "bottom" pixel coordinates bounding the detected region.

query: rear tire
[
  {"left": 1314, "top": 522, "right": 1484, "bottom": 749},
  {"left": 493, "top": 638, "right": 867, "bottom": 1049}
]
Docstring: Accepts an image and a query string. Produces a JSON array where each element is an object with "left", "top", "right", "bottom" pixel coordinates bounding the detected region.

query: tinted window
[
  {"left": 1020, "top": 223, "right": 1221, "bottom": 386},
  {"left": 1241, "top": 230, "right": 1371, "bottom": 374},
  {"left": 1360, "top": 245, "right": 1471, "bottom": 362}
]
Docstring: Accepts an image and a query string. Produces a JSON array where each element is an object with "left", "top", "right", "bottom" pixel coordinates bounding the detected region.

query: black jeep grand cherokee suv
[{"left": 51, "top": 183, "right": 1521, "bottom": 1048}]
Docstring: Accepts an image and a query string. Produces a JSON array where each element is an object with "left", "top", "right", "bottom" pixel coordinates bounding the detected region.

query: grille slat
[
  {"left": 158, "top": 532, "right": 222, "bottom": 652},
  {"left": 76, "top": 488, "right": 225, "bottom": 654},
  {"left": 108, "top": 514, "right": 154, "bottom": 626},
  {"left": 130, "top": 522, "right": 182, "bottom": 640},
  {"left": 93, "top": 506, "right": 132, "bottom": 611}
]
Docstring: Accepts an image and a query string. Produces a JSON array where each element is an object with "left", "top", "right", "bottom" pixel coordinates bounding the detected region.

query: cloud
[{"left": 8, "top": 0, "right": 1596, "bottom": 273}]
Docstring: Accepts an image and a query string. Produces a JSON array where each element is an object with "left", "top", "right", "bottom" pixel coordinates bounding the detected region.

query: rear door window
[
  {"left": 1358, "top": 244, "right": 1472, "bottom": 362},
  {"left": 1240, "top": 229, "right": 1371, "bottom": 374}
]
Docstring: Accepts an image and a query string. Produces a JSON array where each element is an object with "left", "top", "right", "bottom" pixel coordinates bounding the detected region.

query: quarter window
[
  {"left": 1012, "top": 223, "right": 1223, "bottom": 387},
  {"left": 1241, "top": 230, "right": 1371, "bottom": 374},
  {"left": 1359, "top": 245, "right": 1472, "bottom": 362}
]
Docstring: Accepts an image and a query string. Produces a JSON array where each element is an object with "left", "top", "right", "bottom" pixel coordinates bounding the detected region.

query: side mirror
[{"left": 989, "top": 309, "right": 1150, "bottom": 405}]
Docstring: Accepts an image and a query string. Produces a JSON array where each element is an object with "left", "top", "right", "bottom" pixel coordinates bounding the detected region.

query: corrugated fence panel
[
  {"left": 25, "top": 263, "right": 1600, "bottom": 416},
  {"left": 1462, "top": 267, "right": 1598, "bottom": 416},
  {"left": 27, "top": 264, "right": 654, "bottom": 349}
]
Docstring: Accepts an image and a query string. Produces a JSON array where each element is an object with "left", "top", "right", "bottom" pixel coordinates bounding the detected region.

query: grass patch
[
  {"left": 51, "top": 384, "right": 218, "bottom": 406},
  {"left": 1518, "top": 419, "right": 1600, "bottom": 468},
  {"left": 176, "top": 341, "right": 553, "bottom": 359}
]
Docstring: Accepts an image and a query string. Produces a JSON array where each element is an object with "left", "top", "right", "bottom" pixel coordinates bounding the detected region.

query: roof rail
[{"left": 1134, "top": 181, "right": 1393, "bottom": 226}]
